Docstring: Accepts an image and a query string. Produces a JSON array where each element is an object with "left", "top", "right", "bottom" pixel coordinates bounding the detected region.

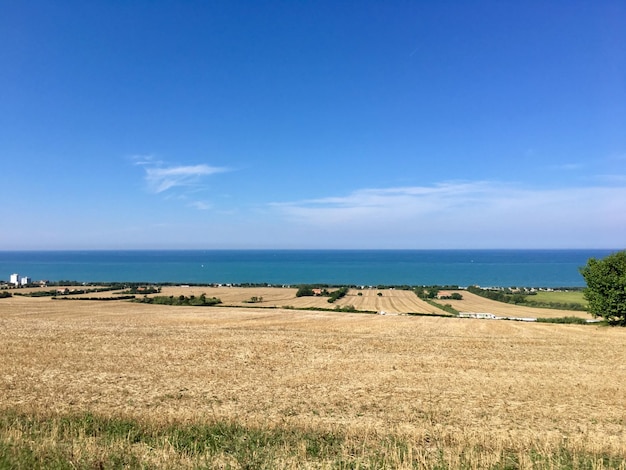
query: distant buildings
[{"left": 9, "top": 273, "right": 32, "bottom": 286}]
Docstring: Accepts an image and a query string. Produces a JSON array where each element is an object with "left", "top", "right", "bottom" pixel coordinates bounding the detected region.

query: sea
[{"left": 0, "top": 249, "right": 620, "bottom": 288}]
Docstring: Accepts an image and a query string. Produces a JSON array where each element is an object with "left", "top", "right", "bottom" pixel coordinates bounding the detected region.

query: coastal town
[{"left": 4, "top": 273, "right": 43, "bottom": 288}]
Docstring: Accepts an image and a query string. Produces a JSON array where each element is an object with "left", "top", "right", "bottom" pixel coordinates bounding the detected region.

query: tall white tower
[{"left": 10, "top": 273, "right": 20, "bottom": 286}]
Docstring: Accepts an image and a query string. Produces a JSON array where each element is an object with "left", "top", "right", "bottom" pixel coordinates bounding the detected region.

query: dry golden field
[
  {"left": 154, "top": 286, "right": 438, "bottom": 314},
  {"left": 1, "top": 294, "right": 625, "bottom": 468},
  {"left": 8, "top": 285, "right": 592, "bottom": 318},
  {"left": 158, "top": 286, "right": 342, "bottom": 310},
  {"left": 335, "top": 289, "right": 436, "bottom": 314},
  {"left": 438, "top": 290, "right": 593, "bottom": 320}
]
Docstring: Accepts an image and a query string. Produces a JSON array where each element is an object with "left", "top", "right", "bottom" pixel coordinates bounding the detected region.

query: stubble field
[
  {"left": 0, "top": 295, "right": 624, "bottom": 468},
  {"left": 149, "top": 286, "right": 438, "bottom": 314},
  {"left": 10, "top": 285, "right": 593, "bottom": 319},
  {"left": 438, "top": 290, "right": 593, "bottom": 319}
]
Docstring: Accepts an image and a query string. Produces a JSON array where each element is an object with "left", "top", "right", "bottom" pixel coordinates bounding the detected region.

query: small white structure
[
  {"left": 20, "top": 276, "right": 31, "bottom": 286},
  {"left": 10, "top": 273, "right": 20, "bottom": 286},
  {"left": 459, "top": 312, "right": 497, "bottom": 320}
]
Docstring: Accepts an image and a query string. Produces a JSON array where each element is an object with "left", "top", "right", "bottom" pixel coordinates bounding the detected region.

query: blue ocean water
[{"left": 0, "top": 250, "right": 619, "bottom": 287}]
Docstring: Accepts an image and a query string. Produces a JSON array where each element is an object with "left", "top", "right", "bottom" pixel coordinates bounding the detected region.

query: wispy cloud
[
  {"left": 270, "top": 181, "right": 626, "bottom": 247},
  {"left": 144, "top": 164, "right": 227, "bottom": 193},
  {"left": 133, "top": 156, "right": 230, "bottom": 210},
  {"left": 273, "top": 181, "right": 500, "bottom": 222},
  {"left": 131, "top": 154, "right": 163, "bottom": 167}
]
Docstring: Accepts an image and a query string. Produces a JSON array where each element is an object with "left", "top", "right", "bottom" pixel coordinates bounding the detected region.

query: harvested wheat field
[
  {"left": 1, "top": 296, "right": 625, "bottom": 468},
  {"left": 157, "top": 286, "right": 304, "bottom": 307},
  {"left": 439, "top": 290, "right": 594, "bottom": 320},
  {"left": 335, "top": 289, "right": 436, "bottom": 314},
  {"left": 138, "top": 286, "right": 440, "bottom": 313}
]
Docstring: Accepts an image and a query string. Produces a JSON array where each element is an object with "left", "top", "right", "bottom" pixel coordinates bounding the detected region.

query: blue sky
[{"left": 1, "top": 1, "right": 625, "bottom": 249}]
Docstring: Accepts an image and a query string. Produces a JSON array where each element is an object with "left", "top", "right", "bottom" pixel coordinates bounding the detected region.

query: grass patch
[
  {"left": 282, "top": 305, "right": 377, "bottom": 314},
  {"left": 529, "top": 290, "right": 586, "bottom": 305},
  {"left": 536, "top": 316, "right": 596, "bottom": 324},
  {"left": 423, "top": 299, "right": 459, "bottom": 315},
  {"left": 468, "top": 286, "right": 589, "bottom": 311},
  {"left": 52, "top": 296, "right": 137, "bottom": 301},
  {"left": 1, "top": 410, "right": 624, "bottom": 469},
  {"left": 524, "top": 290, "right": 588, "bottom": 311}
]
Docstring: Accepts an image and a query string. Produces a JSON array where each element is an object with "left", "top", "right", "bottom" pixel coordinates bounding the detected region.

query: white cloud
[
  {"left": 132, "top": 157, "right": 230, "bottom": 211},
  {"left": 130, "top": 154, "right": 162, "bottom": 166},
  {"left": 144, "top": 164, "right": 228, "bottom": 193},
  {"left": 273, "top": 181, "right": 501, "bottom": 222},
  {"left": 271, "top": 181, "right": 626, "bottom": 248}
]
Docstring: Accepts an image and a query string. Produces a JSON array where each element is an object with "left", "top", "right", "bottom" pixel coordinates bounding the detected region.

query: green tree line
[{"left": 135, "top": 294, "right": 222, "bottom": 307}]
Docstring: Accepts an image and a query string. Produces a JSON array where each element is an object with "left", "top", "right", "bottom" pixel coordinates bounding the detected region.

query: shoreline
[
  {"left": 2, "top": 248, "right": 614, "bottom": 288},
  {"left": 2, "top": 280, "right": 587, "bottom": 290}
]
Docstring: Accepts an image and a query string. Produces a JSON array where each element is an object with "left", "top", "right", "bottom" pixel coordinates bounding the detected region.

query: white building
[
  {"left": 10, "top": 273, "right": 20, "bottom": 286},
  {"left": 20, "top": 276, "right": 31, "bottom": 286}
]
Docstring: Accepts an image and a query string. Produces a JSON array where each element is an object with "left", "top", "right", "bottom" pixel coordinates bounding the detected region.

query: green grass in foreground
[{"left": 2, "top": 411, "right": 624, "bottom": 469}]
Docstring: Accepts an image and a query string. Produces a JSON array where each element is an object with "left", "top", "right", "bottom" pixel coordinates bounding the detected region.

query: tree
[
  {"left": 295, "top": 286, "right": 314, "bottom": 297},
  {"left": 427, "top": 287, "right": 439, "bottom": 299},
  {"left": 580, "top": 250, "right": 626, "bottom": 325}
]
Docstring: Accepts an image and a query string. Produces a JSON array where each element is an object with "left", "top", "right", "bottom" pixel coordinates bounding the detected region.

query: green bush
[
  {"left": 135, "top": 294, "right": 221, "bottom": 307},
  {"left": 334, "top": 305, "right": 357, "bottom": 312},
  {"left": 439, "top": 292, "right": 463, "bottom": 300},
  {"left": 537, "top": 316, "right": 589, "bottom": 324},
  {"left": 327, "top": 287, "right": 349, "bottom": 303},
  {"left": 295, "top": 286, "right": 315, "bottom": 297}
]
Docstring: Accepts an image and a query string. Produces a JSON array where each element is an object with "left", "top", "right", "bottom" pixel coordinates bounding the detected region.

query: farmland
[
  {"left": 526, "top": 289, "right": 587, "bottom": 306},
  {"left": 145, "top": 286, "right": 439, "bottom": 314},
  {"left": 6, "top": 285, "right": 592, "bottom": 319},
  {"left": 438, "top": 290, "right": 593, "bottom": 319},
  {"left": 1, "top": 292, "right": 625, "bottom": 468}
]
